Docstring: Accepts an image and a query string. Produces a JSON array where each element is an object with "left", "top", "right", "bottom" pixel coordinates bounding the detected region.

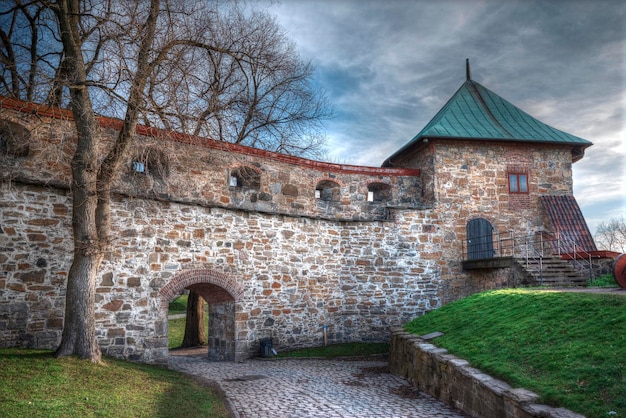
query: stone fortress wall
[
  {"left": 0, "top": 103, "right": 440, "bottom": 363},
  {"left": 0, "top": 98, "right": 576, "bottom": 363}
]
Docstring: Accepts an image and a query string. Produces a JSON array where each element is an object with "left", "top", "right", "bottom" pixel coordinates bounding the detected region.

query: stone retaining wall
[{"left": 389, "top": 330, "right": 584, "bottom": 418}]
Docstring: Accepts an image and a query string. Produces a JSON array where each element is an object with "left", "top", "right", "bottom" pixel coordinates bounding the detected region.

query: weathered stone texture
[
  {"left": 0, "top": 108, "right": 423, "bottom": 222},
  {"left": 1, "top": 179, "right": 444, "bottom": 362},
  {"left": 0, "top": 185, "right": 72, "bottom": 349},
  {"left": 0, "top": 103, "right": 580, "bottom": 364},
  {"left": 401, "top": 140, "right": 575, "bottom": 304}
]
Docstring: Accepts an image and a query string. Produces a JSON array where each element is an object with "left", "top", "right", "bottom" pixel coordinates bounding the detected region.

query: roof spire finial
[{"left": 466, "top": 58, "right": 471, "bottom": 81}]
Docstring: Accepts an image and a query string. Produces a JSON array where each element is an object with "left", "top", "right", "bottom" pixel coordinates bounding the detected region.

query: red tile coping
[{"left": 1, "top": 96, "right": 420, "bottom": 177}]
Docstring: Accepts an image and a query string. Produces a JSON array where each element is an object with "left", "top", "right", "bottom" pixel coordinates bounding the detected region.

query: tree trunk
[
  {"left": 51, "top": 0, "right": 162, "bottom": 362},
  {"left": 55, "top": 253, "right": 102, "bottom": 360},
  {"left": 181, "top": 291, "right": 206, "bottom": 347},
  {"left": 52, "top": 0, "right": 102, "bottom": 361},
  {"left": 54, "top": 118, "right": 104, "bottom": 362}
]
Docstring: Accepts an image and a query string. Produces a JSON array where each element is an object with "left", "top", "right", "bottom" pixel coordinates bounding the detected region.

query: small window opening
[
  {"left": 0, "top": 121, "right": 30, "bottom": 158},
  {"left": 508, "top": 173, "right": 528, "bottom": 193},
  {"left": 128, "top": 147, "right": 170, "bottom": 181},
  {"left": 367, "top": 182, "right": 392, "bottom": 202},
  {"left": 132, "top": 161, "right": 146, "bottom": 173},
  {"left": 230, "top": 166, "right": 260, "bottom": 190},
  {"left": 315, "top": 180, "right": 340, "bottom": 202}
]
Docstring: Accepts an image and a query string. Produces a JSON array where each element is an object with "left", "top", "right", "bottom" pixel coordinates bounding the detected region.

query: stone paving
[{"left": 168, "top": 353, "right": 467, "bottom": 418}]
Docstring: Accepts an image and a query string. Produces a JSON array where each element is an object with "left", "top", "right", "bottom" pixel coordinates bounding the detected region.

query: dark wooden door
[{"left": 467, "top": 218, "right": 494, "bottom": 260}]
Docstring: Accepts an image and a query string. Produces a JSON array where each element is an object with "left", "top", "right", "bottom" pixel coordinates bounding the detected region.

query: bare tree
[
  {"left": 0, "top": 2, "right": 63, "bottom": 104},
  {"left": 137, "top": 7, "right": 331, "bottom": 159},
  {"left": 1, "top": 0, "right": 331, "bottom": 361},
  {"left": 2, "top": 2, "right": 330, "bottom": 158},
  {"left": 595, "top": 218, "right": 626, "bottom": 253}
]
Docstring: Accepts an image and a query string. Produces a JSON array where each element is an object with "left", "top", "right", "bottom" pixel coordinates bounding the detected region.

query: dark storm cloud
[{"left": 271, "top": 0, "right": 625, "bottom": 232}]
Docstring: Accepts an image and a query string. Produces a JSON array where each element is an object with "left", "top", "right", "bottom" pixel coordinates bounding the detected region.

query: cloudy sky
[{"left": 268, "top": 0, "right": 625, "bottom": 236}]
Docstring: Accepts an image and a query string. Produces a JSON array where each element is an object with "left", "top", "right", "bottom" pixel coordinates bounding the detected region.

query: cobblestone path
[{"left": 168, "top": 354, "right": 466, "bottom": 418}]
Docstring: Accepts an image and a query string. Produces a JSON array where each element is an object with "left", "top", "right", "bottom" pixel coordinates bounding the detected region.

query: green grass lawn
[
  {"left": 588, "top": 273, "right": 620, "bottom": 287},
  {"left": 168, "top": 294, "right": 188, "bottom": 315},
  {"left": 404, "top": 289, "right": 625, "bottom": 417},
  {"left": 0, "top": 349, "right": 231, "bottom": 418},
  {"left": 168, "top": 317, "right": 187, "bottom": 349}
]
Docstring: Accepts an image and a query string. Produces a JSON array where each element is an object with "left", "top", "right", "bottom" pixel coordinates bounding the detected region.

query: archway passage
[
  {"left": 161, "top": 270, "right": 243, "bottom": 361},
  {"left": 160, "top": 269, "right": 244, "bottom": 305}
]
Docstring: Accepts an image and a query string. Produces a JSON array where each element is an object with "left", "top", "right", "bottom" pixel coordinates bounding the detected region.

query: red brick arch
[{"left": 159, "top": 269, "right": 243, "bottom": 310}]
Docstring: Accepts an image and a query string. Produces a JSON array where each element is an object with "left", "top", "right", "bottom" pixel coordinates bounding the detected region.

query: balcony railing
[{"left": 462, "top": 230, "right": 594, "bottom": 280}]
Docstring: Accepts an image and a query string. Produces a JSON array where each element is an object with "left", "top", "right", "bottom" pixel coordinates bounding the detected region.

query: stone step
[{"left": 514, "top": 257, "right": 588, "bottom": 287}]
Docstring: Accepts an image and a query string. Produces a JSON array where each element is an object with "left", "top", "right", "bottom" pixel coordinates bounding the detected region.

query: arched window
[
  {"left": 315, "top": 180, "right": 340, "bottom": 202},
  {"left": 367, "top": 182, "right": 391, "bottom": 202},
  {"left": 0, "top": 120, "right": 30, "bottom": 158},
  {"left": 129, "top": 147, "right": 170, "bottom": 181},
  {"left": 229, "top": 166, "right": 260, "bottom": 190}
]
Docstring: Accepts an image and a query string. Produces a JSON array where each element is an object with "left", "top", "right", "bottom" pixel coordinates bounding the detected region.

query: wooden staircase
[{"left": 515, "top": 256, "right": 588, "bottom": 287}]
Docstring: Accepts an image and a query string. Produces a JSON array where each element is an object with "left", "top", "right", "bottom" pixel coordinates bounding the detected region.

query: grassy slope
[
  {"left": 589, "top": 273, "right": 621, "bottom": 288},
  {"left": 0, "top": 349, "right": 230, "bottom": 418},
  {"left": 0, "top": 295, "right": 223, "bottom": 417},
  {"left": 404, "top": 289, "right": 625, "bottom": 417},
  {"left": 168, "top": 294, "right": 188, "bottom": 315}
]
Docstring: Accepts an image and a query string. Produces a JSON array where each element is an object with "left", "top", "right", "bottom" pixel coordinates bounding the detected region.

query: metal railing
[
  {"left": 462, "top": 230, "right": 594, "bottom": 281},
  {"left": 538, "top": 231, "right": 594, "bottom": 279}
]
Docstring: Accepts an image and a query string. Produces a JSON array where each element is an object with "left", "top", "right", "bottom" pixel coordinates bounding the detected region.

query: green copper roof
[{"left": 384, "top": 76, "right": 593, "bottom": 165}]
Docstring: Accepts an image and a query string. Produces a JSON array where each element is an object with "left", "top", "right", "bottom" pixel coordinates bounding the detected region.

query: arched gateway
[{"left": 160, "top": 269, "right": 244, "bottom": 361}]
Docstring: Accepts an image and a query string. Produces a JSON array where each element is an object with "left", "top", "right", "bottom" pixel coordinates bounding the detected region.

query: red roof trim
[{"left": 1, "top": 96, "right": 419, "bottom": 177}]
